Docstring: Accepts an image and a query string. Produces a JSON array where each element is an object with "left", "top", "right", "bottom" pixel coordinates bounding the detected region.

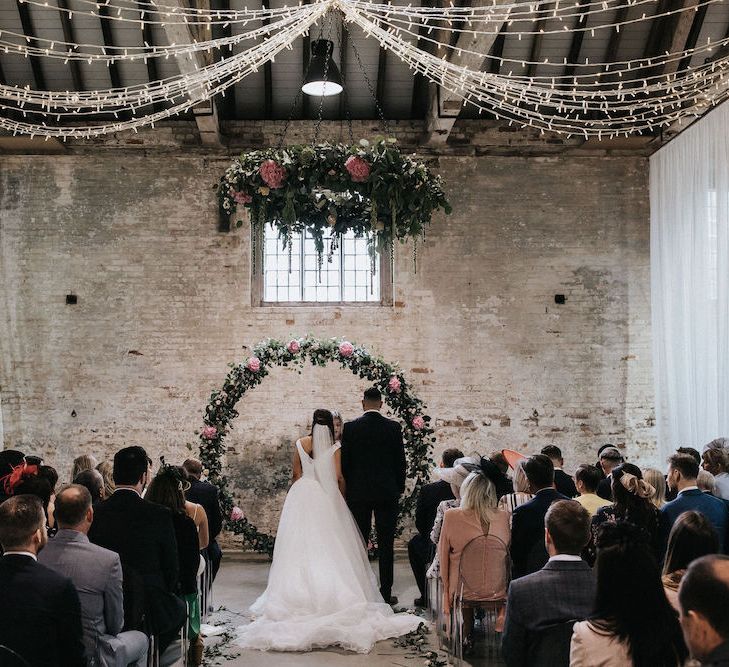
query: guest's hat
[
  {"left": 435, "top": 456, "right": 480, "bottom": 487},
  {"left": 502, "top": 449, "right": 527, "bottom": 470}
]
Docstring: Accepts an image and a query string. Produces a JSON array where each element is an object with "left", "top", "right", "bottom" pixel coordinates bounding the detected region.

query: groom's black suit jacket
[{"left": 341, "top": 411, "right": 406, "bottom": 502}]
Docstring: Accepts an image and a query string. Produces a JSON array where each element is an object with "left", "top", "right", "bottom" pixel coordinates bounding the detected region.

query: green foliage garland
[{"left": 197, "top": 336, "right": 437, "bottom": 555}]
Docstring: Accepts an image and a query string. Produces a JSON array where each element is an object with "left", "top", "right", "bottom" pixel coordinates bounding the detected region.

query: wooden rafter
[
  {"left": 675, "top": 0, "right": 710, "bottom": 73},
  {"left": 212, "top": 0, "right": 236, "bottom": 119},
  {"left": 410, "top": 0, "right": 438, "bottom": 118},
  {"left": 562, "top": 0, "right": 590, "bottom": 80},
  {"left": 489, "top": 25, "right": 507, "bottom": 75},
  {"left": 603, "top": 6, "right": 629, "bottom": 66},
  {"left": 95, "top": 1, "right": 122, "bottom": 89},
  {"left": 660, "top": 0, "right": 702, "bottom": 76},
  {"left": 262, "top": 2, "right": 273, "bottom": 119},
  {"left": 56, "top": 0, "right": 84, "bottom": 91},
  {"left": 526, "top": 5, "right": 548, "bottom": 79},
  {"left": 16, "top": 0, "right": 47, "bottom": 90},
  {"left": 135, "top": 0, "right": 163, "bottom": 113}
]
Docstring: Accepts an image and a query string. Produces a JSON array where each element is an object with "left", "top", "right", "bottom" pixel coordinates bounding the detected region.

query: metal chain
[
  {"left": 312, "top": 9, "right": 335, "bottom": 147},
  {"left": 334, "top": 12, "right": 355, "bottom": 145}
]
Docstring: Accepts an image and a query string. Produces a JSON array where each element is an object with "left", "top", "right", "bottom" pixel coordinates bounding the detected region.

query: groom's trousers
[{"left": 348, "top": 498, "right": 399, "bottom": 601}]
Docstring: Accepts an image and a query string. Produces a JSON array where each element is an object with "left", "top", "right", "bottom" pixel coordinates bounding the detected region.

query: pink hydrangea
[
  {"left": 230, "top": 506, "right": 244, "bottom": 521},
  {"left": 388, "top": 376, "right": 402, "bottom": 393},
  {"left": 339, "top": 341, "right": 354, "bottom": 358},
  {"left": 412, "top": 416, "right": 425, "bottom": 430},
  {"left": 287, "top": 340, "right": 301, "bottom": 354},
  {"left": 201, "top": 425, "right": 218, "bottom": 440},
  {"left": 345, "top": 156, "right": 371, "bottom": 183},
  {"left": 259, "top": 159, "right": 287, "bottom": 189},
  {"left": 232, "top": 190, "right": 252, "bottom": 205},
  {"left": 246, "top": 356, "right": 261, "bottom": 372}
]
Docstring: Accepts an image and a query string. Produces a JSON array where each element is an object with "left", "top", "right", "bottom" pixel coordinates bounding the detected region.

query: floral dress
[
  {"left": 585, "top": 503, "right": 662, "bottom": 565},
  {"left": 426, "top": 498, "right": 459, "bottom": 579}
]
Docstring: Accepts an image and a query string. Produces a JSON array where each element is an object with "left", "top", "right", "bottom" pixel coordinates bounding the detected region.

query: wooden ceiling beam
[
  {"left": 489, "top": 25, "right": 507, "bottom": 75},
  {"left": 95, "top": 1, "right": 122, "bottom": 89},
  {"left": 261, "top": 4, "right": 273, "bottom": 120},
  {"left": 410, "top": 0, "right": 438, "bottom": 119},
  {"left": 526, "top": 4, "right": 549, "bottom": 79},
  {"left": 211, "top": 0, "right": 236, "bottom": 120},
  {"left": 675, "top": 0, "right": 710, "bottom": 73},
  {"left": 56, "top": 0, "right": 84, "bottom": 91},
  {"left": 603, "top": 6, "right": 629, "bottom": 66},
  {"left": 562, "top": 0, "right": 590, "bottom": 80},
  {"left": 661, "top": 0, "right": 702, "bottom": 76},
  {"left": 135, "top": 0, "right": 163, "bottom": 113},
  {"left": 16, "top": 0, "right": 47, "bottom": 90}
]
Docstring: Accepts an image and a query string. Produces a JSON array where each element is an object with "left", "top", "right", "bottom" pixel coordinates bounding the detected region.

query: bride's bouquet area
[{"left": 196, "top": 336, "right": 436, "bottom": 555}]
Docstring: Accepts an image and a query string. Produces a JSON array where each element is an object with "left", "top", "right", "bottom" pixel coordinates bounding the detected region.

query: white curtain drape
[{"left": 650, "top": 101, "right": 729, "bottom": 460}]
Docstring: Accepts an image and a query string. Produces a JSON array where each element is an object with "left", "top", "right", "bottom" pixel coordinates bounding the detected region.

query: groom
[{"left": 341, "top": 387, "right": 407, "bottom": 604}]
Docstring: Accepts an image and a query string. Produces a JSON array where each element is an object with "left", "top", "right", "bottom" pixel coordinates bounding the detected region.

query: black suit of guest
[
  {"left": 596, "top": 475, "right": 613, "bottom": 501},
  {"left": 89, "top": 489, "right": 185, "bottom": 651},
  {"left": 186, "top": 477, "right": 223, "bottom": 579},
  {"left": 0, "top": 553, "right": 86, "bottom": 667},
  {"left": 554, "top": 469, "right": 578, "bottom": 498},
  {"left": 342, "top": 410, "right": 406, "bottom": 601},
  {"left": 408, "top": 480, "right": 455, "bottom": 600},
  {"left": 510, "top": 488, "right": 569, "bottom": 579}
]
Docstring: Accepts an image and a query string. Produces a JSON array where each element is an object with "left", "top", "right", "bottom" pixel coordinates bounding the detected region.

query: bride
[{"left": 236, "top": 409, "right": 422, "bottom": 653}]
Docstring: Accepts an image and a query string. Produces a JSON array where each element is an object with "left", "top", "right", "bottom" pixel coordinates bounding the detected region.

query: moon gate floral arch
[{"left": 197, "top": 335, "right": 436, "bottom": 555}]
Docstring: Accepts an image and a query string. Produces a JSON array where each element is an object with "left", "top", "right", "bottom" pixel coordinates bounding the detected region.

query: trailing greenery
[{"left": 197, "top": 335, "right": 437, "bottom": 555}]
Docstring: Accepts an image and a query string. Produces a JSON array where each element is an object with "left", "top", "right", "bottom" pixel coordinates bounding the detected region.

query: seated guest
[
  {"left": 0, "top": 449, "right": 25, "bottom": 504},
  {"left": 502, "top": 500, "right": 595, "bottom": 667},
  {"left": 97, "top": 460, "right": 116, "bottom": 498},
  {"left": 39, "top": 485, "right": 148, "bottom": 667},
  {"left": 678, "top": 555, "right": 729, "bottom": 667},
  {"left": 0, "top": 494, "right": 85, "bottom": 666},
  {"left": 541, "top": 445, "right": 577, "bottom": 498},
  {"left": 498, "top": 459, "right": 533, "bottom": 516},
  {"left": 698, "top": 469, "right": 718, "bottom": 496},
  {"left": 183, "top": 457, "right": 224, "bottom": 579},
  {"left": 574, "top": 464, "right": 607, "bottom": 515},
  {"left": 596, "top": 447, "right": 624, "bottom": 501},
  {"left": 170, "top": 466, "right": 210, "bottom": 551},
  {"left": 570, "top": 522, "right": 688, "bottom": 667},
  {"left": 663, "top": 453, "right": 729, "bottom": 552},
  {"left": 702, "top": 448, "right": 729, "bottom": 501},
  {"left": 146, "top": 464, "right": 203, "bottom": 664},
  {"left": 89, "top": 446, "right": 185, "bottom": 654},
  {"left": 71, "top": 454, "right": 98, "bottom": 483},
  {"left": 74, "top": 468, "right": 106, "bottom": 504},
  {"left": 643, "top": 467, "right": 668, "bottom": 508},
  {"left": 511, "top": 454, "right": 568, "bottom": 578},
  {"left": 407, "top": 447, "right": 464, "bottom": 607},
  {"left": 662, "top": 511, "right": 719, "bottom": 612},
  {"left": 438, "top": 459, "right": 511, "bottom": 654},
  {"left": 586, "top": 463, "right": 661, "bottom": 566}
]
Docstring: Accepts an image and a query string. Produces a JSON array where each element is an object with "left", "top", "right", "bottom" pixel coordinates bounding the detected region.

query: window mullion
[{"left": 300, "top": 230, "right": 305, "bottom": 301}]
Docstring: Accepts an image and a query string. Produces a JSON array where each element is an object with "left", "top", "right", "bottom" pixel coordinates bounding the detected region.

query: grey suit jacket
[
  {"left": 501, "top": 559, "right": 596, "bottom": 667},
  {"left": 39, "top": 529, "right": 125, "bottom": 665}
]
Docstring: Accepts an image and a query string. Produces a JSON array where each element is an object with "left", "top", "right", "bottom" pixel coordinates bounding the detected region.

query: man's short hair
[
  {"left": 442, "top": 449, "right": 465, "bottom": 469},
  {"left": 183, "top": 458, "right": 203, "bottom": 479},
  {"left": 669, "top": 452, "right": 700, "bottom": 480},
  {"left": 363, "top": 387, "right": 382, "bottom": 403},
  {"left": 540, "top": 445, "right": 562, "bottom": 461},
  {"left": 54, "top": 485, "right": 92, "bottom": 527},
  {"left": 0, "top": 495, "right": 45, "bottom": 550},
  {"left": 677, "top": 447, "right": 702, "bottom": 465},
  {"left": 523, "top": 454, "right": 554, "bottom": 490},
  {"left": 73, "top": 469, "right": 104, "bottom": 504},
  {"left": 679, "top": 555, "right": 729, "bottom": 640},
  {"left": 599, "top": 447, "right": 623, "bottom": 463},
  {"left": 113, "top": 446, "right": 149, "bottom": 486},
  {"left": 575, "top": 464, "right": 602, "bottom": 493},
  {"left": 545, "top": 500, "right": 591, "bottom": 554}
]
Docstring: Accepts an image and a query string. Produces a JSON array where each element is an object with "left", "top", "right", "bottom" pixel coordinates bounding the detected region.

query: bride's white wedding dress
[{"left": 235, "top": 425, "right": 421, "bottom": 653}]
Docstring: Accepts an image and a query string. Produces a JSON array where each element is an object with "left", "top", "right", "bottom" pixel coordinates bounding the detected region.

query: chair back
[
  {"left": 457, "top": 534, "right": 510, "bottom": 603},
  {"left": 0, "top": 645, "right": 32, "bottom": 667},
  {"left": 527, "top": 620, "right": 577, "bottom": 667}
]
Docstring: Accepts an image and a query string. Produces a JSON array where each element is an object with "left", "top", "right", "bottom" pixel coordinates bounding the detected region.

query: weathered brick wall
[{"left": 0, "top": 148, "right": 653, "bottom": 535}]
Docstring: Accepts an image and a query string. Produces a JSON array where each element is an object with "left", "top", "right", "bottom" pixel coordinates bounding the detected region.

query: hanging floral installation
[
  {"left": 196, "top": 336, "right": 436, "bottom": 555},
  {"left": 218, "top": 138, "right": 451, "bottom": 266}
]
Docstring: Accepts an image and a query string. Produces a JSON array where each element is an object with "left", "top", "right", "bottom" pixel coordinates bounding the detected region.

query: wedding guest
[
  {"left": 643, "top": 467, "right": 668, "bottom": 508},
  {"left": 663, "top": 452, "right": 729, "bottom": 552},
  {"left": 38, "top": 485, "right": 148, "bottom": 667},
  {"left": 89, "top": 446, "right": 184, "bottom": 654},
  {"left": 678, "top": 555, "right": 729, "bottom": 666},
  {"left": 574, "top": 464, "right": 607, "bottom": 515},
  {"left": 541, "top": 445, "right": 578, "bottom": 498},
  {"left": 74, "top": 468, "right": 106, "bottom": 504},
  {"left": 332, "top": 410, "right": 344, "bottom": 442},
  {"left": 96, "top": 460, "right": 116, "bottom": 498},
  {"left": 511, "top": 454, "right": 568, "bottom": 578},
  {"left": 502, "top": 500, "right": 595, "bottom": 667},
  {"left": 498, "top": 459, "right": 533, "bottom": 516},
  {"left": 169, "top": 465, "right": 210, "bottom": 550},
  {"left": 0, "top": 494, "right": 85, "bottom": 666},
  {"left": 489, "top": 451, "right": 515, "bottom": 498},
  {"left": 678, "top": 446, "right": 702, "bottom": 465},
  {"left": 438, "top": 459, "right": 511, "bottom": 653},
  {"left": 596, "top": 447, "right": 624, "bottom": 501},
  {"left": 408, "top": 447, "right": 464, "bottom": 607},
  {"left": 702, "top": 448, "right": 729, "bottom": 500},
  {"left": 71, "top": 454, "right": 98, "bottom": 483},
  {"left": 570, "top": 522, "right": 688, "bottom": 667},
  {"left": 594, "top": 444, "right": 613, "bottom": 480},
  {"left": 698, "top": 469, "right": 718, "bottom": 496},
  {"left": 0, "top": 449, "right": 25, "bottom": 504},
  {"left": 662, "top": 511, "right": 719, "bottom": 612},
  {"left": 146, "top": 465, "right": 203, "bottom": 665},
  {"left": 183, "top": 458, "right": 223, "bottom": 579}
]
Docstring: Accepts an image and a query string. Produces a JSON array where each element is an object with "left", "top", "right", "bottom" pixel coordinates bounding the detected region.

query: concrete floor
[{"left": 202, "top": 557, "right": 505, "bottom": 667}]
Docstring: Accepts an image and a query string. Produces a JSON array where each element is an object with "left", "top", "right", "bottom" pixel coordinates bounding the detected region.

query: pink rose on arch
[
  {"left": 345, "top": 155, "right": 371, "bottom": 183},
  {"left": 232, "top": 190, "right": 252, "bottom": 205},
  {"left": 287, "top": 340, "right": 301, "bottom": 354},
  {"left": 412, "top": 416, "right": 425, "bottom": 430},
  {"left": 388, "top": 376, "right": 402, "bottom": 393},
  {"left": 259, "top": 159, "right": 287, "bottom": 189},
  {"left": 339, "top": 341, "right": 354, "bottom": 358},
  {"left": 201, "top": 425, "right": 218, "bottom": 440},
  {"left": 246, "top": 356, "right": 261, "bottom": 372},
  {"left": 230, "top": 506, "right": 244, "bottom": 521}
]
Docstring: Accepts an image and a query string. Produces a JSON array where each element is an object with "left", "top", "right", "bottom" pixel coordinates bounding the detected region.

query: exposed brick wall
[{"left": 0, "top": 149, "right": 653, "bottom": 535}]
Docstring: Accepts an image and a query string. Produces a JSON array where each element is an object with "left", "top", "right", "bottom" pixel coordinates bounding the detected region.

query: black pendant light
[{"left": 302, "top": 39, "right": 343, "bottom": 97}]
